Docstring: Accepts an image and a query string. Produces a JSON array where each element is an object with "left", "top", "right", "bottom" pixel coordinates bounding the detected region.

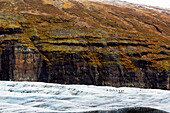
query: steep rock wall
[{"left": 0, "top": 40, "right": 169, "bottom": 89}]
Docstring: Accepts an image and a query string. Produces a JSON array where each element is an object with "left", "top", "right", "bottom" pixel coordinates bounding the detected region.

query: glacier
[{"left": 0, "top": 81, "right": 170, "bottom": 112}]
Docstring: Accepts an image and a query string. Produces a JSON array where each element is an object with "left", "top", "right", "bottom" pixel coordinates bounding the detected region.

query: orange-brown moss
[{"left": 0, "top": 0, "right": 169, "bottom": 72}]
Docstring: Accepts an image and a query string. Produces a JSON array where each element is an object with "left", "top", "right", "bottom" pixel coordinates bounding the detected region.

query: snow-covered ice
[{"left": 0, "top": 81, "right": 170, "bottom": 112}]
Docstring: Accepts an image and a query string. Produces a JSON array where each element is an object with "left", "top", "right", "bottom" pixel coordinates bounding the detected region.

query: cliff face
[{"left": 0, "top": 0, "right": 169, "bottom": 89}]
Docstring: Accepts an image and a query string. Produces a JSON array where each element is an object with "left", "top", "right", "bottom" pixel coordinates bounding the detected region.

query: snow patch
[
  {"left": 86, "top": 0, "right": 170, "bottom": 9},
  {"left": 119, "top": 0, "right": 170, "bottom": 9}
]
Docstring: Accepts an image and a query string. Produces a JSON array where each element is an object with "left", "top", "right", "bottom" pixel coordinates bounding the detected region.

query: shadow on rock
[{"left": 84, "top": 107, "right": 168, "bottom": 113}]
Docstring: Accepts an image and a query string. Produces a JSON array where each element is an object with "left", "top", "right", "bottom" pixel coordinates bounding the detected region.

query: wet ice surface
[{"left": 0, "top": 81, "right": 170, "bottom": 112}]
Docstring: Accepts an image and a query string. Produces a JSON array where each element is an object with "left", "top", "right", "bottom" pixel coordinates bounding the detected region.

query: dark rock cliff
[
  {"left": 0, "top": 0, "right": 169, "bottom": 89},
  {"left": 0, "top": 39, "right": 169, "bottom": 89}
]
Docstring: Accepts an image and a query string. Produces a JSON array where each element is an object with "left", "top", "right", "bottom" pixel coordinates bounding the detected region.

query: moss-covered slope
[{"left": 0, "top": 0, "right": 169, "bottom": 89}]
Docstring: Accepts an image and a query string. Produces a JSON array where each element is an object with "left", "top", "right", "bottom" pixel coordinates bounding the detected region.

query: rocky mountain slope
[{"left": 0, "top": 0, "right": 169, "bottom": 89}]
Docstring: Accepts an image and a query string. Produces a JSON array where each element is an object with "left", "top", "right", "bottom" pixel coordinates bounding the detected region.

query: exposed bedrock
[
  {"left": 0, "top": 41, "right": 43, "bottom": 81},
  {"left": 0, "top": 40, "right": 169, "bottom": 89}
]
